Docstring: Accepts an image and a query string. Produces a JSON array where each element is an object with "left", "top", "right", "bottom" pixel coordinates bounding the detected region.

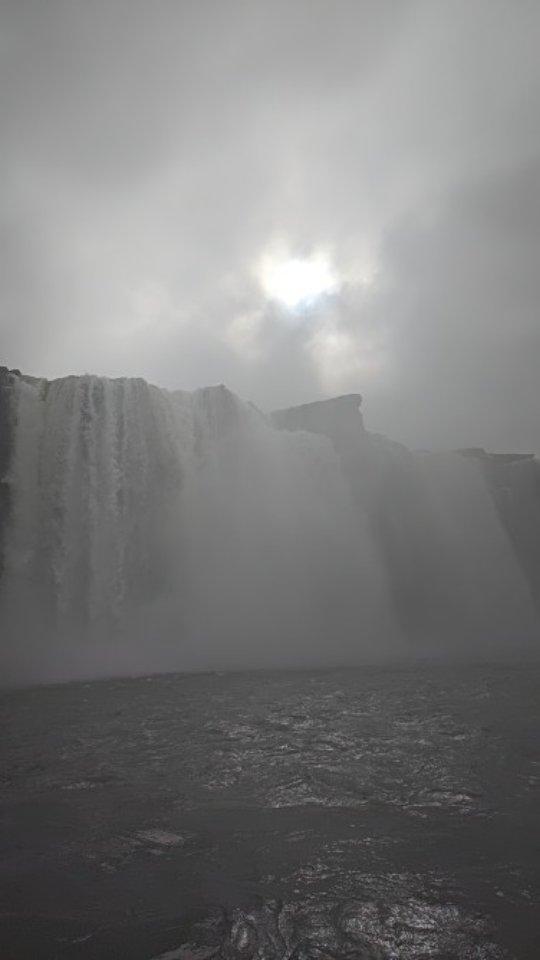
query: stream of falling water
[
  {"left": 0, "top": 375, "right": 536, "bottom": 682},
  {"left": 0, "top": 376, "right": 397, "bottom": 680}
]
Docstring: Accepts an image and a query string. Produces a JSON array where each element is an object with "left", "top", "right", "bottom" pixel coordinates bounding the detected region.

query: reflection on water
[{"left": 0, "top": 664, "right": 539, "bottom": 958}]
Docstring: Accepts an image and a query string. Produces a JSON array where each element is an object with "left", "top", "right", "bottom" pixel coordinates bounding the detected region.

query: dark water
[{"left": 1, "top": 664, "right": 539, "bottom": 959}]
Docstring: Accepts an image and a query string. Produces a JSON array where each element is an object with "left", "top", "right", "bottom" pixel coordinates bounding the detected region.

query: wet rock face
[
  {"left": 272, "top": 394, "right": 540, "bottom": 638},
  {"left": 456, "top": 448, "right": 540, "bottom": 612},
  {"left": 0, "top": 367, "right": 15, "bottom": 581},
  {"left": 272, "top": 395, "right": 365, "bottom": 453}
]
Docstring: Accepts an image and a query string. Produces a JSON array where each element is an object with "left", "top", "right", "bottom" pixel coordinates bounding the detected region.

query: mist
[
  {"left": 1, "top": 0, "right": 540, "bottom": 452},
  {"left": 1, "top": 372, "right": 537, "bottom": 684},
  {"left": 0, "top": 375, "right": 397, "bottom": 681}
]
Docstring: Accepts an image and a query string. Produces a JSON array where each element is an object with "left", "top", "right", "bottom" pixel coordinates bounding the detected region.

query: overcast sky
[{"left": 1, "top": 0, "right": 539, "bottom": 451}]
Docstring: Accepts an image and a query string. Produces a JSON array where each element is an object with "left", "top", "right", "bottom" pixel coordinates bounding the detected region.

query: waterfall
[
  {"left": 0, "top": 375, "right": 537, "bottom": 682},
  {"left": 357, "top": 437, "right": 539, "bottom": 651},
  {"left": 0, "top": 376, "right": 397, "bottom": 681}
]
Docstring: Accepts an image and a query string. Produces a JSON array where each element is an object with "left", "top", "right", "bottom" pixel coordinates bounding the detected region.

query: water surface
[{"left": 1, "top": 664, "right": 539, "bottom": 958}]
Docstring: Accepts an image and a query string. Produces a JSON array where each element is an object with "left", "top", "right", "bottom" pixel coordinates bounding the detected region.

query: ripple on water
[{"left": 146, "top": 896, "right": 509, "bottom": 960}]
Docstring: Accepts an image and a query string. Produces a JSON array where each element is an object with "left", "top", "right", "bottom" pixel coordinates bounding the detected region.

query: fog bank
[{"left": 0, "top": 371, "right": 538, "bottom": 683}]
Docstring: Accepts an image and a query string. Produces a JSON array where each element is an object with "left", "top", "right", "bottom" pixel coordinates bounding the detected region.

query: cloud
[{"left": 1, "top": 0, "right": 539, "bottom": 450}]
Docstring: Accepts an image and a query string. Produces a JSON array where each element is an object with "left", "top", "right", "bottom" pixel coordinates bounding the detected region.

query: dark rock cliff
[
  {"left": 273, "top": 396, "right": 540, "bottom": 639},
  {"left": 273, "top": 394, "right": 365, "bottom": 447},
  {"left": 457, "top": 448, "right": 540, "bottom": 610}
]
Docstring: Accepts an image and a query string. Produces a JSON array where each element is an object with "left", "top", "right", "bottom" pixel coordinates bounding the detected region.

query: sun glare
[{"left": 261, "top": 255, "right": 339, "bottom": 309}]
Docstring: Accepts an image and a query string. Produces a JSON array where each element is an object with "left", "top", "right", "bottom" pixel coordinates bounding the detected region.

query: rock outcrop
[
  {"left": 455, "top": 447, "right": 540, "bottom": 610},
  {"left": 273, "top": 394, "right": 365, "bottom": 449},
  {"left": 273, "top": 395, "right": 540, "bottom": 641}
]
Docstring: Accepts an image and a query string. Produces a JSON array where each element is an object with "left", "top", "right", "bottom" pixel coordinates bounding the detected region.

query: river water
[{"left": 1, "top": 663, "right": 539, "bottom": 958}]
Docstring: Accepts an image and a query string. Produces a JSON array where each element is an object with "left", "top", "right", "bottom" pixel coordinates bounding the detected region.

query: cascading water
[
  {"left": 356, "top": 437, "right": 540, "bottom": 650},
  {"left": 0, "top": 375, "right": 397, "bottom": 681},
  {"left": 0, "top": 374, "right": 537, "bottom": 683}
]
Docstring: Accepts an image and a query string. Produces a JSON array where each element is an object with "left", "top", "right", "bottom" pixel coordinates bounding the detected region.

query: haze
[{"left": 1, "top": 0, "right": 540, "bottom": 451}]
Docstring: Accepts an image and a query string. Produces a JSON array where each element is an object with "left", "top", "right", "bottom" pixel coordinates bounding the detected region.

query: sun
[{"left": 260, "top": 255, "right": 339, "bottom": 309}]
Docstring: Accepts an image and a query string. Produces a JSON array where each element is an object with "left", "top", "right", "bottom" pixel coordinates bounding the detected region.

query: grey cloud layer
[{"left": 1, "top": 0, "right": 539, "bottom": 450}]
